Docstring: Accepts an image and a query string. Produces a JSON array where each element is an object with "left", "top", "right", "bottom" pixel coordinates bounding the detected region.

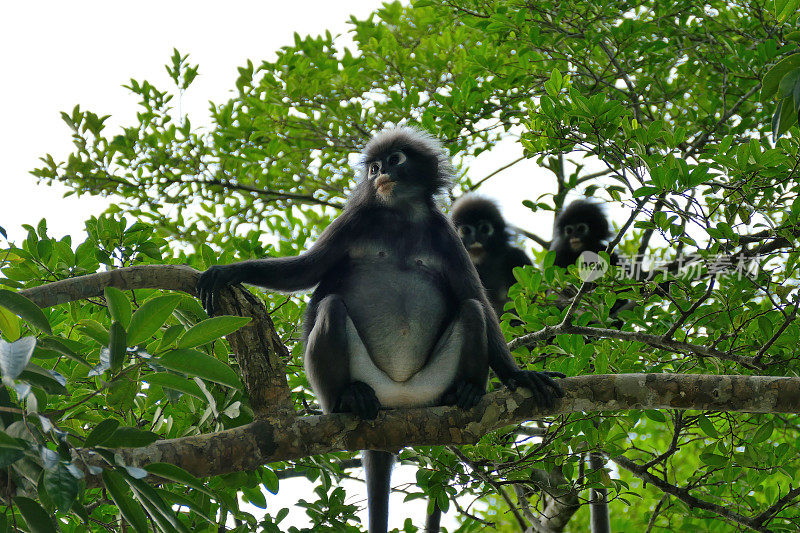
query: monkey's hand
[
  {"left": 441, "top": 380, "right": 485, "bottom": 410},
  {"left": 501, "top": 370, "right": 565, "bottom": 409},
  {"left": 197, "top": 265, "right": 242, "bottom": 315},
  {"left": 336, "top": 381, "right": 381, "bottom": 420}
]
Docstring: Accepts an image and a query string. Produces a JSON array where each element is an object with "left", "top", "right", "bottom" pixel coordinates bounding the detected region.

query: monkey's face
[
  {"left": 561, "top": 222, "right": 590, "bottom": 252},
  {"left": 366, "top": 149, "right": 435, "bottom": 205},
  {"left": 457, "top": 219, "right": 496, "bottom": 263}
]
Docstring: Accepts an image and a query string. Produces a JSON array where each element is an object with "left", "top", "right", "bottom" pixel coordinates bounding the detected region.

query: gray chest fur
[{"left": 343, "top": 242, "right": 449, "bottom": 383}]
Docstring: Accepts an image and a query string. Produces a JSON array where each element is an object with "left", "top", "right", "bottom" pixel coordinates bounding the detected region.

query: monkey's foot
[
  {"left": 336, "top": 381, "right": 381, "bottom": 420},
  {"left": 441, "top": 380, "right": 485, "bottom": 410},
  {"left": 503, "top": 370, "right": 565, "bottom": 409}
]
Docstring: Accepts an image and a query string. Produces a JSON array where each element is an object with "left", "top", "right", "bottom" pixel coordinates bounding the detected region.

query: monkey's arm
[
  {"left": 507, "top": 247, "right": 533, "bottom": 268},
  {"left": 197, "top": 213, "right": 353, "bottom": 313},
  {"left": 440, "top": 220, "right": 564, "bottom": 406}
]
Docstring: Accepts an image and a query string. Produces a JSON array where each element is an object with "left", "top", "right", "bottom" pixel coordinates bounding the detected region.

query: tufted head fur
[
  {"left": 452, "top": 195, "right": 507, "bottom": 236},
  {"left": 554, "top": 200, "right": 610, "bottom": 240},
  {"left": 360, "top": 126, "right": 454, "bottom": 192}
]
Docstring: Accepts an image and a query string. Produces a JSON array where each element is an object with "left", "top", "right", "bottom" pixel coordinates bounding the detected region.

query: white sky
[{"left": 0, "top": 0, "right": 565, "bottom": 247}]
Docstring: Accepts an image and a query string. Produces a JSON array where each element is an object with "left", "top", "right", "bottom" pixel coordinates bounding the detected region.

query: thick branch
[
  {"left": 73, "top": 374, "right": 800, "bottom": 483},
  {"left": 20, "top": 265, "right": 291, "bottom": 416}
]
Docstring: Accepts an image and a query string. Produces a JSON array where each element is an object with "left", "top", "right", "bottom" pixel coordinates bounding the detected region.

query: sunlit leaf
[{"left": 0, "top": 290, "right": 51, "bottom": 334}]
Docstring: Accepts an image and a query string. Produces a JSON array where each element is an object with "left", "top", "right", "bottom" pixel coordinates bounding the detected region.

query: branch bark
[{"left": 72, "top": 374, "right": 800, "bottom": 483}]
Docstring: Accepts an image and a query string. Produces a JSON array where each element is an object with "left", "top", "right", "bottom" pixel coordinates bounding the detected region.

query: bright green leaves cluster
[
  {"left": 0, "top": 218, "right": 262, "bottom": 532},
  {"left": 763, "top": 53, "right": 800, "bottom": 140}
]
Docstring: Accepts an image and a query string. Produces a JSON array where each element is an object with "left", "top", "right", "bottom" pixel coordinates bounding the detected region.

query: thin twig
[
  {"left": 449, "top": 446, "right": 529, "bottom": 531},
  {"left": 468, "top": 156, "right": 526, "bottom": 191}
]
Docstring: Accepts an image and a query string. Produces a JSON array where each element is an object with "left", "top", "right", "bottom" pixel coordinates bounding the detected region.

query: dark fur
[
  {"left": 451, "top": 195, "right": 532, "bottom": 317},
  {"left": 197, "top": 126, "right": 563, "bottom": 533},
  {"left": 550, "top": 200, "right": 612, "bottom": 268}
]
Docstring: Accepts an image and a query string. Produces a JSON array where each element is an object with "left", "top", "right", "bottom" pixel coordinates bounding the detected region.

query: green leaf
[
  {"left": 752, "top": 420, "right": 774, "bottom": 444},
  {"left": 101, "top": 427, "right": 160, "bottom": 448},
  {"left": 697, "top": 415, "right": 718, "bottom": 438},
  {"left": 108, "top": 321, "right": 127, "bottom": 371},
  {"left": 775, "top": 0, "right": 800, "bottom": 21},
  {"left": 0, "top": 447, "right": 24, "bottom": 468},
  {"left": 772, "top": 95, "right": 797, "bottom": 141},
  {"left": 18, "top": 364, "right": 68, "bottom": 395},
  {"left": 778, "top": 69, "right": 800, "bottom": 99},
  {"left": 0, "top": 336, "right": 36, "bottom": 380},
  {"left": 127, "top": 475, "right": 191, "bottom": 533},
  {"left": 262, "top": 467, "right": 279, "bottom": 494},
  {"left": 107, "top": 377, "right": 140, "bottom": 410},
  {"left": 0, "top": 306, "right": 20, "bottom": 342},
  {"left": 145, "top": 463, "right": 217, "bottom": 500},
  {"left": 36, "top": 337, "right": 91, "bottom": 367},
  {"left": 0, "top": 429, "right": 26, "bottom": 449},
  {"left": 14, "top": 496, "right": 57, "bottom": 533},
  {"left": 77, "top": 319, "right": 110, "bottom": 346},
  {"left": 758, "top": 316, "right": 773, "bottom": 337},
  {"left": 699, "top": 453, "right": 728, "bottom": 467},
  {"left": 102, "top": 470, "right": 149, "bottom": 533},
  {"left": 177, "top": 315, "right": 251, "bottom": 348},
  {"left": 156, "top": 349, "right": 242, "bottom": 389},
  {"left": 85, "top": 418, "right": 120, "bottom": 448},
  {"left": 43, "top": 463, "right": 79, "bottom": 512},
  {"left": 762, "top": 54, "right": 800, "bottom": 102},
  {"left": 145, "top": 372, "right": 205, "bottom": 400},
  {"left": 127, "top": 294, "right": 182, "bottom": 346},
  {"left": 104, "top": 287, "right": 132, "bottom": 328},
  {"left": 632, "top": 186, "right": 660, "bottom": 198},
  {"left": 0, "top": 290, "right": 51, "bottom": 334},
  {"left": 644, "top": 410, "right": 666, "bottom": 423}
]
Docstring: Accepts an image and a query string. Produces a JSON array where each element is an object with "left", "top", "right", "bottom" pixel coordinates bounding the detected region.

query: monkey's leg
[
  {"left": 434, "top": 298, "right": 489, "bottom": 409},
  {"left": 306, "top": 294, "right": 379, "bottom": 418}
]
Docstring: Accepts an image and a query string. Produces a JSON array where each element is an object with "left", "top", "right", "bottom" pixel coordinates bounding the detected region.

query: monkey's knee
[
  {"left": 312, "top": 295, "right": 347, "bottom": 339},
  {"left": 458, "top": 299, "right": 487, "bottom": 337}
]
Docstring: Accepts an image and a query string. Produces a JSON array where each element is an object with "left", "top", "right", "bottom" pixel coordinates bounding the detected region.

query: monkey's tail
[
  {"left": 424, "top": 505, "right": 442, "bottom": 532},
  {"left": 363, "top": 449, "right": 395, "bottom": 533}
]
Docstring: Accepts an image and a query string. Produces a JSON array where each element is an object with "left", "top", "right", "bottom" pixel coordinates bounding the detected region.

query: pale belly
[{"left": 341, "top": 263, "right": 449, "bottom": 383}]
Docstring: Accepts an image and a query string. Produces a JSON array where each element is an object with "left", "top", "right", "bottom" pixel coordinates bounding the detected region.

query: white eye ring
[
  {"left": 387, "top": 151, "right": 407, "bottom": 166},
  {"left": 369, "top": 162, "right": 381, "bottom": 176},
  {"left": 478, "top": 221, "right": 494, "bottom": 236}
]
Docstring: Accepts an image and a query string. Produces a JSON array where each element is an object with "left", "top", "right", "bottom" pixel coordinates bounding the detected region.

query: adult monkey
[
  {"left": 451, "top": 195, "right": 532, "bottom": 318},
  {"left": 197, "top": 126, "right": 564, "bottom": 533}
]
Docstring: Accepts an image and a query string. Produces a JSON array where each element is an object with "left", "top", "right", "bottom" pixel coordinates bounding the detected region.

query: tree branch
[
  {"left": 612, "top": 454, "right": 772, "bottom": 532},
  {"left": 467, "top": 156, "right": 526, "bottom": 191},
  {"left": 509, "top": 323, "right": 761, "bottom": 369},
  {"left": 513, "top": 225, "right": 551, "bottom": 249},
  {"left": 72, "top": 374, "right": 800, "bottom": 484}
]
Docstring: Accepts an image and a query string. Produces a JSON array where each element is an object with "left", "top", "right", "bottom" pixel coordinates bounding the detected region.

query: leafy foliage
[{"left": 2, "top": 0, "right": 800, "bottom": 531}]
